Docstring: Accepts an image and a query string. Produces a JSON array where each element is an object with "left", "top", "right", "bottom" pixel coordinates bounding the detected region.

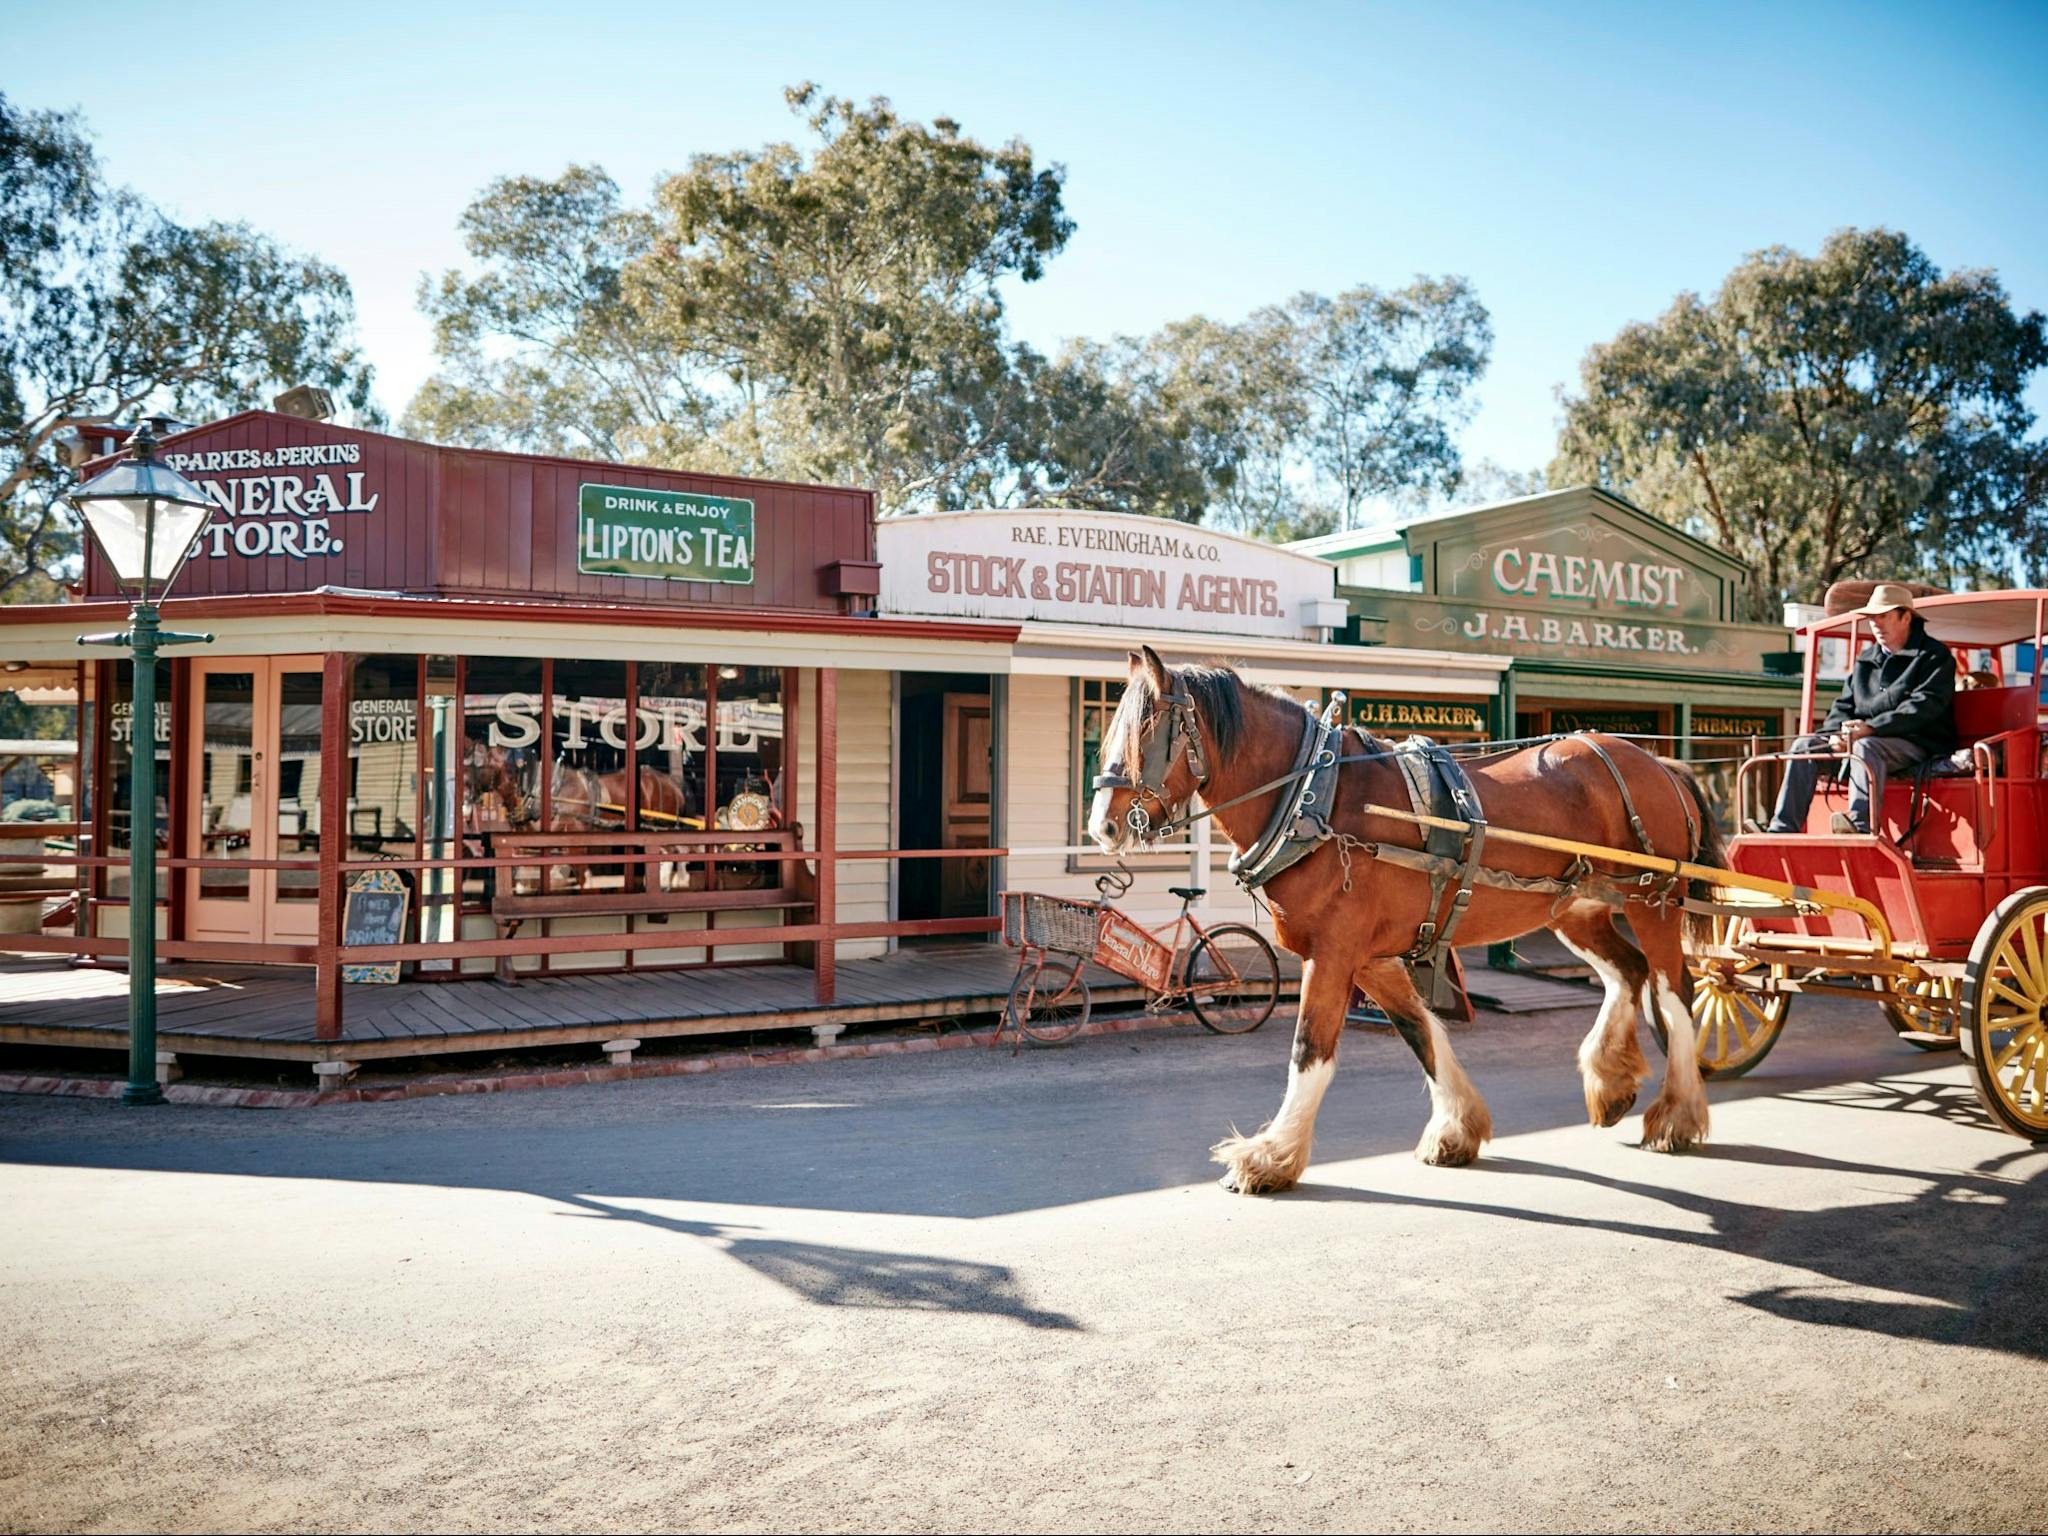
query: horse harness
[
  {"left": 1104, "top": 686, "right": 1700, "bottom": 1011},
  {"left": 1091, "top": 675, "right": 1210, "bottom": 840}
]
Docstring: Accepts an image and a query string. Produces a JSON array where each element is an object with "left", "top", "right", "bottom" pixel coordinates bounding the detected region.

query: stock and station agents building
[{"left": 0, "top": 410, "right": 1502, "bottom": 1077}]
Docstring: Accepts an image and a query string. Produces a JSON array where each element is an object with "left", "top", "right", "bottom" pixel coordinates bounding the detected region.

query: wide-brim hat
[
  {"left": 1822, "top": 579, "right": 1943, "bottom": 616},
  {"left": 1854, "top": 582, "right": 1920, "bottom": 616}
]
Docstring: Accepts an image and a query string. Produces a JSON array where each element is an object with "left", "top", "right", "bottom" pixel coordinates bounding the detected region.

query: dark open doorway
[{"left": 898, "top": 672, "right": 994, "bottom": 927}]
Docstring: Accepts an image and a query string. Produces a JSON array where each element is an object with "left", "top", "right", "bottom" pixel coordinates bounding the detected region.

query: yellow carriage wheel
[
  {"left": 1881, "top": 972, "right": 1961, "bottom": 1051},
  {"left": 1675, "top": 912, "right": 1791, "bottom": 1079},
  {"left": 1960, "top": 887, "right": 2048, "bottom": 1143}
]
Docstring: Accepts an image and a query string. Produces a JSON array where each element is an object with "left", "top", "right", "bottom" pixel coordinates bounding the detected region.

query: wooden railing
[{"left": 0, "top": 667, "right": 1019, "bottom": 1040}]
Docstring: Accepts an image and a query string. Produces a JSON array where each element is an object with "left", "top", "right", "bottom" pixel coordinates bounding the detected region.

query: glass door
[
  {"left": 185, "top": 657, "right": 324, "bottom": 949},
  {"left": 188, "top": 664, "right": 257, "bottom": 942},
  {"left": 268, "top": 665, "right": 324, "bottom": 945}
]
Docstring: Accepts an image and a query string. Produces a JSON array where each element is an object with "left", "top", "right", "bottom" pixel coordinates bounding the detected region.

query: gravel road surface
[{"left": 4, "top": 994, "right": 2045, "bottom": 1532}]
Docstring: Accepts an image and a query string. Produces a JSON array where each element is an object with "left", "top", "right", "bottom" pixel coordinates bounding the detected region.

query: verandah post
[
  {"left": 815, "top": 666, "right": 837, "bottom": 1005},
  {"left": 314, "top": 652, "right": 354, "bottom": 1041}
]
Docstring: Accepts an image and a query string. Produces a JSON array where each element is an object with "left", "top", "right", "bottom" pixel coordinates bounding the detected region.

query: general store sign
[
  {"left": 576, "top": 484, "right": 754, "bottom": 584},
  {"left": 162, "top": 441, "right": 378, "bottom": 561},
  {"left": 877, "top": 509, "right": 1335, "bottom": 641}
]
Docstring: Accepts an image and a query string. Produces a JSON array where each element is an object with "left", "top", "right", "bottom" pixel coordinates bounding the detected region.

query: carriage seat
[
  {"left": 1935, "top": 686, "right": 2040, "bottom": 778},
  {"left": 1168, "top": 886, "right": 1207, "bottom": 902}
]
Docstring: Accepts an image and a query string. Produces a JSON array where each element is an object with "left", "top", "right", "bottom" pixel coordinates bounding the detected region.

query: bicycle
[{"left": 996, "top": 868, "right": 1283, "bottom": 1048}]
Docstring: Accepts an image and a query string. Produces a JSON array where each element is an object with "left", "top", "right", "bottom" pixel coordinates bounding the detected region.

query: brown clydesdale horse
[{"left": 1088, "top": 647, "right": 1724, "bottom": 1195}]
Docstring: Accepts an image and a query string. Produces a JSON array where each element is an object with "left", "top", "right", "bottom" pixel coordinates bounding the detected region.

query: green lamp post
[{"left": 69, "top": 418, "right": 215, "bottom": 1106}]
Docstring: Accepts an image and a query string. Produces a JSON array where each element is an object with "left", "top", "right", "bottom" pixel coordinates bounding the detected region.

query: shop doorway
[
  {"left": 898, "top": 673, "right": 994, "bottom": 927},
  {"left": 184, "top": 656, "right": 326, "bottom": 947}
]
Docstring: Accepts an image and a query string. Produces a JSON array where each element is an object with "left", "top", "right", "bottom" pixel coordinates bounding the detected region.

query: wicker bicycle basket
[
  {"left": 1000, "top": 891, "right": 1175, "bottom": 991},
  {"left": 1002, "top": 891, "right": 1103, "bottom": 958}
]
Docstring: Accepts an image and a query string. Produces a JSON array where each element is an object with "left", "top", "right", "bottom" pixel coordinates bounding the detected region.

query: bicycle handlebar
[{"left": 1095, "top": 864, "right": 1135, "bottom": 901}]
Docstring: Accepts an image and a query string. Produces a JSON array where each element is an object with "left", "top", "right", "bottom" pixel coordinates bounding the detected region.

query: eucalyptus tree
[
  {"left": 1553, "top": 228, "right": 2048, "bottom": 617},
  {"left": 1, "top": 93, "right": 376, "bottom": 597}
]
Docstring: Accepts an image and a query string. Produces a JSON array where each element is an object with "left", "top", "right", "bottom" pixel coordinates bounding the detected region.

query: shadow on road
[
  {"left": 1290, "top": 1140, "right": 2048, "bottom": 1359},
  {"left": 551, "top": 1192, "right": 1080, "bottom": 1330},
  {"left": 4, "top": 1006, "right": 2043, "bottom": 1350}
]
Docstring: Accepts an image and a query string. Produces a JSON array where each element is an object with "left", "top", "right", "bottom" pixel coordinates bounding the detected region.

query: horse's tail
[{"left": 1659, "top": 757, "right": 1726, "bottom": 950}]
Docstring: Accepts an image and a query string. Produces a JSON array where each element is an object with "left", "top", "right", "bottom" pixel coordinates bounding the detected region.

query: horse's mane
[{"left": 1126, "top": 662, "right": 1301, "bottom": 763}]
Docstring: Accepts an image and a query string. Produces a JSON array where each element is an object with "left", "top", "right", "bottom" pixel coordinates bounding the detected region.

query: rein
[{"left": 1119, "top": 722, "right": 1679, "bottom": 843}]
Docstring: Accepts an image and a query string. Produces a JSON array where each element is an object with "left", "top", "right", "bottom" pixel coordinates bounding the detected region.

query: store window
[
  {"left": 1073, "top": 677, "right": 1121, "bottom": 844},
  {"left": 275, "top": 669, "right": 326, "bottom": 911},
  {"left": 460, "top": 657, "right": 543, "bottom": 908},
  {"left": 550, "top": 659, "right": 631, "bottom": 832},
  {"left": 1692, "top": 710, "right": 1782, "bottom": 834},
  {"left": 461, "top": 658, "right": 544, "bottom": 835},
  {"left": 0, "top": 679, "right": 81, "bottom": 911},
  {"left": 710, "top": 666, "right": 785, "bottom": 831},
  {"left": 349, "top": 656, "right": 420, "bottom": 861},
  {"left": 635, "top": 662, "right": 707, "bottom": 834}
]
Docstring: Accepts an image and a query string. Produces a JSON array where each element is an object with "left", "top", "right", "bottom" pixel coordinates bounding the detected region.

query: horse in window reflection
[{"left": 548, "top": 758, "right": 696, "bottom": 891}]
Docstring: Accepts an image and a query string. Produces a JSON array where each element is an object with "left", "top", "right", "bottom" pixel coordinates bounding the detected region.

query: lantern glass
[{"left": 70, "top": 453, "right": 216, "bottom": 602}]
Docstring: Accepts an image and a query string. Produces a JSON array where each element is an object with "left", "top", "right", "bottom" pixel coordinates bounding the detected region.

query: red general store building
[{"left": 0, "top": 411, "right": 1028, "bottom": 1070}]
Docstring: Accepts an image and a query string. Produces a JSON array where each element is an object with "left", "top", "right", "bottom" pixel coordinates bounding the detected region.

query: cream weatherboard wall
[
  {"left": 1000, "top": 673, "right": 1276, "bottom": 937},
  {"left": 797, "top": 666, "right": 892, "bottom": 962}
]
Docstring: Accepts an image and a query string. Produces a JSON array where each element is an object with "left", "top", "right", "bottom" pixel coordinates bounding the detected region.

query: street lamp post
[{"left": 68, "top": 418, "right": 215, "bottom": 1106}]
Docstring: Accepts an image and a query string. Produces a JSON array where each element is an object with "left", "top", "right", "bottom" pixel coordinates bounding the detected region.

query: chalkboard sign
[{"left": 341, "top": 867, "right": 409, "bottom": 985}]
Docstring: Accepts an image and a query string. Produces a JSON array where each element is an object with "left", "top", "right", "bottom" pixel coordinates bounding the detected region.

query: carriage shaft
[{"left": 1354, "top": 799, "right": 1895, "bottom": 959}]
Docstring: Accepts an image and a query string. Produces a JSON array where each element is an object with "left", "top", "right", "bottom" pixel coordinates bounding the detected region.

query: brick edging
[{"left": 0, "top": 1010, "right": 1200, "bottom": 1110}]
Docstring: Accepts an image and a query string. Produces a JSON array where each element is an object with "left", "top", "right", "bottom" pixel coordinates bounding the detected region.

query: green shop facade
[{"left": 1290, "top": 486, "right": 1801, "bottom": 824}]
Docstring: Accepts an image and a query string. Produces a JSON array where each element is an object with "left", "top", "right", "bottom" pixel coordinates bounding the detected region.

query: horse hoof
[
  {"left": 1596, "top": 1092, "right": 1637, "bottom": 1128},
  {"left": 1641, "top": 1096, "right": 1709, "bottom": 1152},
  {"left": 1217, "top": 1170, "right": 1241, "bottom": 1193}
]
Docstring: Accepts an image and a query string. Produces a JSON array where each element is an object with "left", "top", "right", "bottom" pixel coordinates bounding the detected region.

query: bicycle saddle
[{"left": 1168, "top": 885, "right": 1206, "bottom": 901}]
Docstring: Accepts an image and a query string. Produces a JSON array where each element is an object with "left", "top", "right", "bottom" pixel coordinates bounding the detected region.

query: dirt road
[{"left": 4, "top": 996, "right": 2045, "bottom": 1532}]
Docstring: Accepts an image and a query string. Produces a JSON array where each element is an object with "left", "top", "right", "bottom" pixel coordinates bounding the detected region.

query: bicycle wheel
[
  {"left": 1008, "top": 954, "right": 1092, "bottom": 1045},
  {"left": 1187, "top": 923, "right": 1282, "bottom": 1035}
]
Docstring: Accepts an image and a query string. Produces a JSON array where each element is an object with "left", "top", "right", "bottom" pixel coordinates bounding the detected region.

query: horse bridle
[{"left": 1092, "top": 677, "right": 1209, "bottom": 840}]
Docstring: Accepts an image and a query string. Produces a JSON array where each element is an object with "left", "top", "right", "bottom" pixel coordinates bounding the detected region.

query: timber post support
[
  {"left": 815, "top": 667, "right": 837, "bottom": 1006},
  {"left": 315, "top": 652, "right": 354, "bottom": 1041}
]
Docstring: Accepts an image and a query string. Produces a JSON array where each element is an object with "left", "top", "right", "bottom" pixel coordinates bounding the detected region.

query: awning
[{"left": 1005, "top": 621, "right": 1509, "bottom": 695}]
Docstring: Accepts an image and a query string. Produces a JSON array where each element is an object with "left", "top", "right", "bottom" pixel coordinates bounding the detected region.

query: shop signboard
[
  {"left": 877, "top": 509, "right": 1335, "bottom": 641},
  {"left": 1360, "top": 590, "right": 1783, "bottom": 671},
  {"left": 1433, "top": 513, "right": 1723, "bottom": 623},
  {"left": 576, "top": 484, "right": 754, "bottom": 584},
  {"left": 1347, "top": 697, "right": 1487, "bottom": 735},
  {"left": 162, "top": 439, "right": 382, "bottom": 564},
  {"left": 1693, "top": 711, "right": 1780, "bottom": 741},
  {"left": 1549, "top": 707, "right": 1662, "bottom": 736}
]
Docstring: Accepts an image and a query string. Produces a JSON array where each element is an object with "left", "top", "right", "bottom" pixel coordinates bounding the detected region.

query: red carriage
[{"left": 1684, "top": 590, "right": 2048, "bottom": 1139}]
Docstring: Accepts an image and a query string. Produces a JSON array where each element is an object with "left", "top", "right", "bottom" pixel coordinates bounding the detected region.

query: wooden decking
[{"left": 0, "top": 945, "right": 1279, "bottom": 1065}]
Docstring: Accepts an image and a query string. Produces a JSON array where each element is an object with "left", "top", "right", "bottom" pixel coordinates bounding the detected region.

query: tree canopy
[
  {"left": 1552, "top": 228, "right": 2048, "bottom": 619},
  {"left": 0, "top": 93, "right": 378, "bottom": 598},
  {"left": 409, "top": 86, "right": 1490, "bottom": 530}
]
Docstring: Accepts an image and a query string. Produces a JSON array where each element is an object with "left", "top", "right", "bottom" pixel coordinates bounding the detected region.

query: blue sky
[{"left": 9, "top": 0, "right": 2046, "bottom": 478}]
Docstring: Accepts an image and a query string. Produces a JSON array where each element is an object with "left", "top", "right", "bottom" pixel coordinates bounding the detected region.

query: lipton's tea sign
[{"left": 163, "top": 442, "right": 377, "bottom": 560}]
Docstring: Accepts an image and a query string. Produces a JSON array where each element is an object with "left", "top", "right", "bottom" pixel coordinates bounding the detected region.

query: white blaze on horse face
[
  {"left": 1088, "top": 684, "right": 1147, "bottom": 853},
  {"left": 1087, "top": 787, "right": 1120, "bottom": 853}
]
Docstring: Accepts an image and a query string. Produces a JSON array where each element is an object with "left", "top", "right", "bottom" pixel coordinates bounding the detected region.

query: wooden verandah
[
  {"left": 0, "top": 943, "right": 1179, "bottom": 1067},
  {"left": 0, "top": 664, "right": 1012, "bottom": 1041}
]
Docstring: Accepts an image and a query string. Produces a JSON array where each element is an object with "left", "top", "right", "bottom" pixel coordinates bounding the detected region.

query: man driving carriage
[{"left": 1761, "top": 583, "right": 1956, "bottom": 836}]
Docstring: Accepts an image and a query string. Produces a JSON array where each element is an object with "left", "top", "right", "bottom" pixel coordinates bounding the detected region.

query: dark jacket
[{"left": 1822, "top": 616, "right": 1957, "bottom": 753}]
